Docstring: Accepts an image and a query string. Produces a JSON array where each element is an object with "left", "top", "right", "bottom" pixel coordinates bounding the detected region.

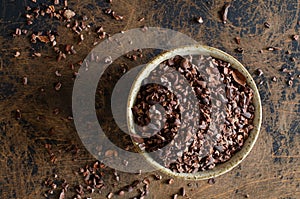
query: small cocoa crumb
[
  {"left": 180, "top": 187, "right": 186, "bottom": 196},
  {"left": 292, "top": 35, "right": 299, "bottom": 41},
  {"left": 235, "top": 47, "right": 244, "bottom": 53},
  {"left": 15, "top": 109, "right": 21, "bottom": 120},
  {"left": 14, "top": 51, "right": 21, "bottom": 57},
  {"left": 168, "top": 178, "right": 174, "bottom": 184},
  {"left": 208, "top": 178, "right": 216, "bottom": 184},
  {"left": 235, "top": 37, "right": 241, "bottom": 44},
  {"left": 153, "top": 174, "right": 162, "bottom": 180},
  {"left": 107, "top": 192, "right": 113, "bottom": 199},
  {"left": 196, "top": 16, "right": 203, "bottom": 24},
  {"left": 138, "top": 17, "right": 145, "bottom": 22},
  {"left": 222, "top": 3, "right": 230, "bottom": 24},
  {"left": 54, "top": 82, "right": 62, "bottom": 91},
  {"left": 271, "top": 76, "right": 277, "bottom": 82},
  {"left": 23, "top": 76, "right": 28, "bottom": 85},
  {"left": 118, "top": 190, "right": 125, "bottom": 196},
  {"left": 256, "top": 69, "right": 263, "bottom": 76},
  {"left": 34, "top": 52, "right": 42, "bottom": 57},
  {"left": 264, "top": 22, "right": 270, "bottom": 28}
]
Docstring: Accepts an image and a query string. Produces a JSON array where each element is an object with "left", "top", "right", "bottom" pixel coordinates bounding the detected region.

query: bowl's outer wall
[{"left": 127, "top": 45, "right": 262, "bottom": 180}]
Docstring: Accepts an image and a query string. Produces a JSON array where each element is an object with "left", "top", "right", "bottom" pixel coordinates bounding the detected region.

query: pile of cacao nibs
[{"left": 131, "top": 55, "right": 255, "bottom": 173}]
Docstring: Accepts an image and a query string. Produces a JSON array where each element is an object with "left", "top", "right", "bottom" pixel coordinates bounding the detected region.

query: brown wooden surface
[{"left": 0, "top": 0, "right": 299, "bottom": 198}]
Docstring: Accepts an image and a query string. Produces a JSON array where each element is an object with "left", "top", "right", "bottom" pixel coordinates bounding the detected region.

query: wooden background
[{"left": 0, "top": 0, "right": 299, "bottom": 198}]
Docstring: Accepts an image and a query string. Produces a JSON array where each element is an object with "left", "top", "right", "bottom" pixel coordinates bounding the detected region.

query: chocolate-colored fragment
[
  {"left": 235, "top": 37, "right": 241, "bottom": 44},
  {"left": 180, "top": 187, "right": 186, "bottom": 196},
  {"left": 118, "top": 190, "right": 125, "bottom": 196},
  {"left": 256, "top": 69, "right": 263, "bottom": 76},
  {"left": 196, "top": 16, "right": 204, "bottom": 24},
  {"left": 231, "top": 69, "right": 247, "bottom": 86},
  {"left": 222, "top": 3, "right": 230, "bottom": 24},
  {"left": 153, "top": 174, "right": 162, "bottom": 180},
  {"left": 235, "top": 47, "right": 244, "bottom": 53},
  {"left": 293, "top": 35, "right": 299, "bottom": 41},
  {"left": 208, "top": 178, "right": 216, "bottom": 184},
  {"left": 54, "top": 82, "right": 62, "bottom": 91},
  {"left": 107, "top": 192, "right": 113, "bottom": 199},
  {"left": 168, "top": 178, "right": 174, "bottom": 185},
  {"left": 15, "top": 109, "right": 21, "bottom": 120},
  {"left": 264, "top": 22, "right": 270, "bottom": 28}
]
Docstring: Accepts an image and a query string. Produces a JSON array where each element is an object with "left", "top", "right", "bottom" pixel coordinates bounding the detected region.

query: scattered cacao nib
[
  {"left": 63, "top": 9, "right": 76, "bottom": 20},
  {"left": 153, "top": 174, "right": 162, "bottom": 180},
  {"left": 33, "top": 52, "right": 42, "bottom": 57},
  {"left": 222, "top": 3, "right": 230, "bottom": 24},
  {"left": 259, "top": 80, "right": 264, "bottom": 85},
  {"left": 14, "top": 51, "right": 21, "bottom": 57},
  {"left": 15, "top": 109, "right": 22, "bottom": 120},
  {"left": 142, "top": 177, "right": 150, "bottom": 185},
  {"left": 107, "top": 192, "right": 113, "bottom": 199},
  {"left": 267, "top": 47, "right": 281, "bottom": 51},
  {"left": 256, "top": 69, "right": 263, "bottom": 76},
  {"left": 23, "top": 76, "right": 28, "bottom": 85},
  {"left": 235, "top": 47, "right": 244, "bottom": 54},
  {"left": 55, "top": 70, "right": 62, "bottom": 77},
  {"left": 292, "top": 34, "right": 299, "bottom": 41},
  {"left": 58, "top": 189, "right": 65, "bottom": 199},
  {"left": 138, "top": 17, "right": 145, "bottom": 22},
  {"left": 168, "top": 178, "right": 174, "bottom": 185},
  {"left": 180, "top": 187, "right": 186, "bottom": 196},
  {"left": 208, "top": 178, "right": 216, "bottom": 184},
  {"left": 290, "top": 57, "right": 296, "bottom": 62},
  {"left": 127, "top": 186, "right": 133, "bottom": 192},
  {"left": 195, "top": 16, "right": 204, "bottom": 24},
  {"left": 15, "top": 28, "right": 22, "bottom": 36},
  {"left": 264, "top": 22, "right": 270, "bottom": 28},
  {"left": 235, "top": 37, "right": 241, "bottom": 45},
  {"left": 286, "top": 50, "right": 291, "bottom": 54},
  {"left": 54, "top": 82, "right": 62, "bottom": 91},
  {"left": 271, "top": 76, "right": 277, "bottom": 82},
  {"left": 118, "top": 190, "right": 125, "bottom": 196}
]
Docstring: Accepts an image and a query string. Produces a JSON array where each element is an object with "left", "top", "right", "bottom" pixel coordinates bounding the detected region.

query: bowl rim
[{"left": 127, "top": 44, "right": 262, "bottom": 180}]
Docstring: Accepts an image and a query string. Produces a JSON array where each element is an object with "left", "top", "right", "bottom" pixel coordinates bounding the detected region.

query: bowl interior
[{"left": 127, "top": 45, "right": 262, "bottom": 180}]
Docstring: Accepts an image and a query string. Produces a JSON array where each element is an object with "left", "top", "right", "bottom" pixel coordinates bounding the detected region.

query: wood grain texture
[{"left": 0, "top": 0, "right": 299, "bottom": 198}]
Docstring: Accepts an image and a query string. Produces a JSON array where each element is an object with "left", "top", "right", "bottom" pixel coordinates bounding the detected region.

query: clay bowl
[{"left": 127, "top": 45, "right": 262, "bottom": 180}]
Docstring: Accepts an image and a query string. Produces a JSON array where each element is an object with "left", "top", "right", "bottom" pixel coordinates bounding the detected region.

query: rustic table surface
[{"left": 0, "top": 0, "right": 299, "bottom": 198}]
